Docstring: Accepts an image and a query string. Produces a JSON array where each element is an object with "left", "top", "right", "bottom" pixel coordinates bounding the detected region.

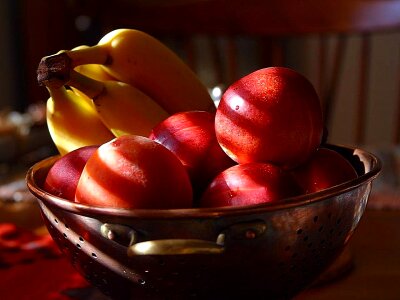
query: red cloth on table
[{"left": 0, "top": 223, "right": 94, "bottom": 300}]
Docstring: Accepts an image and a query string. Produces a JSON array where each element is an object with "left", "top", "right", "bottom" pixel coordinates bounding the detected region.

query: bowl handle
[
  {"left": 101, "top": 220, "right": 266, "bottom": 256},
  {"left": 101, "top": 223, "right": 225, "bottom": 255},
  {"left": 127, "top": 220, "right": 267, "bottom": 256},
  {"left": 127, "top": 236, "right": 226, "bottom": 256}
]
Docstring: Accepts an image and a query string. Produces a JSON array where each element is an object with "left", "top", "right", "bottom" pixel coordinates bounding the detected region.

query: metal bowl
[{"left": 26, "top": 144, "right": 381, "bottom": 299}]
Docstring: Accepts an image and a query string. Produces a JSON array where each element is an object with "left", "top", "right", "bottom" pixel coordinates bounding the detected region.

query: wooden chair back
[{"left": 23, "top": 0, "right": 400, "bottom": 145}]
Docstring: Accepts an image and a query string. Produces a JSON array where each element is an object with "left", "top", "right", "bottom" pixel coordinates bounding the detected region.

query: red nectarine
[
  {"left": 44, "top": 145, "right": 98, "bottom": 201},
  {"left": 75, "top": 135, "right": 193, "bottom": 209},
  {"left": 149, "top": 111, "right": 235, "bottom": 197},
  {"left": 291, "top": 148, "right": 358, "bottom": 194},
  {"left": 215, "top": 67, "right": 323, "bottom": 169},
  {"left": 199, "top": 163, "right": 301, "bottom": 208}
]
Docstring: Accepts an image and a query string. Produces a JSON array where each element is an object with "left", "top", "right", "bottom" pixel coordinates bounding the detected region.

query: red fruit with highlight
[
  {"left": 75, "top": 135, "right": 193, "bottom": 209},
  {"left": 149, "top": 111, "right": 235, "bottom": 197},
  {"left": 200, "top": 163, "right": 301, "bottom": 208},
  {"left": 44, "top": 145, "right": 98, "bottom": 201},
  {"left": 291, "top": 148, "right": 358, "bottom": 194},
  {"left": 215, "top": 67, "right": 323, "bottom": 169}
]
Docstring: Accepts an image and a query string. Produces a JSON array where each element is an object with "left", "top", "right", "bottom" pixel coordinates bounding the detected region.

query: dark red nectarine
[
  {"left": 199, "top": 163, "right": 301, "bottom": 208},
  {"left": 149, "top": 110, "right": 235, "bottom": 197},
  {"left": 44, "top": 145, "right": 98, "bottom": 201},
  {"left": 291, "top": 148, "right": 358, "bottom": 194}
]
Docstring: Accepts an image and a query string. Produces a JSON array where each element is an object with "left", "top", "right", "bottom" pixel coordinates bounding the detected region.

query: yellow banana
[
  {"left": 74, "top": 63, "right": 115, "bottom": 81},
  {"left": 46, "top": 85, "right": 115, "bottom": 155},
  {"left": 70, "top": 45, "right": 116, "bottom": 101},
  {"left": 60, "top": 69, "right": 169, "bottom": 137},
  {"left": 71, "top": 46, "right": 116, "bottom": 81},
  {"left": 39, "top": 28, "right": 216, "bottom": 114}
]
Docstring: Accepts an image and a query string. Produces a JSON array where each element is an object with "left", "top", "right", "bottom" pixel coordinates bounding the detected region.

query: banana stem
[
  {"left": 37, "top": 45, "right": 110, "bottom": 88},
  {"left": 46, "top": 85, "right": 68, "bottom": 98},
  {"left": 66, "top": 45, "right": 110, "bottom": 67},
  {"left": 67, "top": 70, "right": 105, "bottom": 99},
  {"left": 37, "top": 52, "right": 72, "bottom": 88},
  {"left": 38, "top": 49, "right": 105, "bottom": 100}
]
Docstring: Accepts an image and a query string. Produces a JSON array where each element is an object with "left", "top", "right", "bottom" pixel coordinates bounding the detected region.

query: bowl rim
[{"left": 26, "top": 144, "right": 381, "bottom": 219}]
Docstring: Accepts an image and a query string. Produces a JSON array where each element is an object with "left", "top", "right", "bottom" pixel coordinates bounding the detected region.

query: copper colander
[{"left": 26, "top": 144, "right": 381, "bottom": 299}]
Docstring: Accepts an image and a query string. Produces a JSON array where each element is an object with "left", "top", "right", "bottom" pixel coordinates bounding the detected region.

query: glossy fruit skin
[
  {"left": 75, "top": 135, "right": 193, "bottom": 209},
  {"left": 215, "top": 67, "right": 323, "bottom": 169},
  {"left": 199, "top": 163, "right": 302, "bottom": 208},
  {"left": 44, "top": 145, "right": 98, "bottom": 201},
  {"left": 149, "top": 111, "right": 236, "bottom": 197},
  {"left": 291, "top": 148, "right": 358, "bottom": 194}
]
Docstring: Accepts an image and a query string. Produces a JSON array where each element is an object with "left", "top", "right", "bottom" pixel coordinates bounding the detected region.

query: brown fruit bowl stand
[{"left": 26, "top": 144, "right": 381, "bottom": 300}]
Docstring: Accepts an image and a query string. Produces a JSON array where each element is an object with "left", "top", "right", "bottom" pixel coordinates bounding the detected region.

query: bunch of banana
[
  {"left": 38, "top": 28, "right": 216, "bottom": 115},
  {"left": 42, "top": 46, "right": 114, "bottom": 155},
  {"left": 37, "top": 28, "right": 216, "bottom": 155},
  {"left": 67, "top": 69, "right": 169, "bottom": 138}
]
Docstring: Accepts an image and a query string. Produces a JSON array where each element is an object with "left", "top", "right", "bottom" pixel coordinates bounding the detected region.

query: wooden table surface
[{"left": 296, "top": 208, "right": 400, "bottom": 299}]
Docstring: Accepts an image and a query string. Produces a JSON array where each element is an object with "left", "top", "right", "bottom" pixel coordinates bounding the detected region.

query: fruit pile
[{"left": 38, "top": 29, "right": 358, "bottom": 210}]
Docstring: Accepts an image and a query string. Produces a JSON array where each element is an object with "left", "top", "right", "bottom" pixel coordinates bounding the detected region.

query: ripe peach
[
  {"left": 149, "top": 111, "right": 235, "bottom": 197},
  {"left": 75, "top": 135, "right": 193, "bottom": 209},
  {"left": 43, "top": 145, "right": 98, "bottom": 201},
  {"left": 291, "top": 148, "right": 358, "bottom": 194},
  {"left": 215, "top": 67, "right": 323, "bottom": 169},
  {"left": 199, "top": 163, "right": 301, "bottom": 208}
]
